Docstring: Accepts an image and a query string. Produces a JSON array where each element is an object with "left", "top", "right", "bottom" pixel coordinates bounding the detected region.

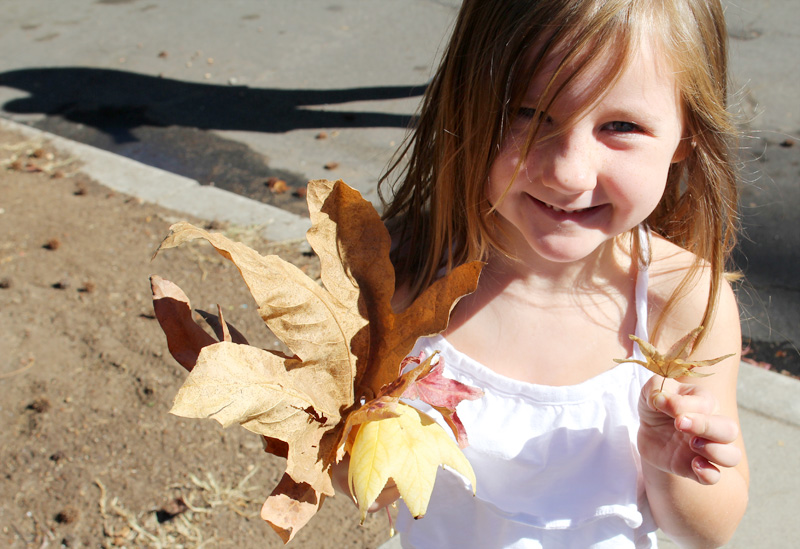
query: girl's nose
[{"left": 538, "top": 130, "right": 597, "bottom": 194}]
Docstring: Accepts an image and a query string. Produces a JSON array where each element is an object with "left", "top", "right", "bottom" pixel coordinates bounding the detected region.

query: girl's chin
[
  {"left": 490, "top": 207, "right": 627, "bottom": 265},
  {"left": 517, "top": 231, "right": 616, "bottom": 265}
]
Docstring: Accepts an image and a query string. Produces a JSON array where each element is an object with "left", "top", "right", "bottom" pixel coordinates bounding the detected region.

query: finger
[
  {"left": 368, "top": 481, "right": 400, "bottom": 513},
  {"left": 650, "top": 388, "right": 717, "bottom": 419},
  {"left": 690, "top": 437, "right": 743, "bottom": 469},
  {"left": 675, "top": 413, "right": 739, "bottom": 444},
  {"left": 642, "top": 376, "right": 671, "bottom": 410},
  {"left": 692, "top": 456, "right": 721, "bottom": 486}
]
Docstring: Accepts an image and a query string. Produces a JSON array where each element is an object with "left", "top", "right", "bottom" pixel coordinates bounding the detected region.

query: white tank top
[{"left": 396, "top": 232, "right": 658, "bottom": 548}]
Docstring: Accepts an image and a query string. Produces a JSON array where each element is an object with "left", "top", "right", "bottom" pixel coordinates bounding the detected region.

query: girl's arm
[{"left": 640, "top": 266, "right": 749, "bottom": 547}]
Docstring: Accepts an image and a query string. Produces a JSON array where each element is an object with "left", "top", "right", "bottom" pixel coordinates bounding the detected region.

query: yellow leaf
[{"left": 348, "top": 403, "right": 476, "bottom": 522}]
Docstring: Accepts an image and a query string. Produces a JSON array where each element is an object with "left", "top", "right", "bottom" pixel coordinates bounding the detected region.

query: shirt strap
[{"left": 633, "top": 224, "right": 650, "bottom": 362}]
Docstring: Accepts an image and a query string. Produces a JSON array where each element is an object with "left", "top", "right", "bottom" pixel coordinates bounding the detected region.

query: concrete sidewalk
[{"left": 3, "top": 117, "right": 797, "bottom": 548}]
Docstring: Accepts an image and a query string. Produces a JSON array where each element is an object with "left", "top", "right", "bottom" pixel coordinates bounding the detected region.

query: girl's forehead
[{"left": 521, "top": 37, "right": 679, "bottom": 111}]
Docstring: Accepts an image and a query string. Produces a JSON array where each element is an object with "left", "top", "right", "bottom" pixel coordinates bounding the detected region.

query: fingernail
[
  {"left": 678, "top": 416, "right": 692, "bottom": 431},
  {"left": 653, "top": 393, "right": 667, "bottom": 410},
  {"left": 692, "top": 437, "right": 705, "bottom": 450}
]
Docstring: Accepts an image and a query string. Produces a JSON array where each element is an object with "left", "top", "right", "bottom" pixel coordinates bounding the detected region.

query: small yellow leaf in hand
[
  {"left": 614, "top": 326, "right": 734, "bottom": 390},
  {"left": 348, "top": 403, "right": 476, "bottom": 522}
]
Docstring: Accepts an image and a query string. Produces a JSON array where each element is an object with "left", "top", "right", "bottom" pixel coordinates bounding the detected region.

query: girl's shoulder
[
  {"left": 646, "top": 234, "right": 739, "bottom": 350},
  {"left": 647, "top": 234, "right": 704, "bottom": 302}
]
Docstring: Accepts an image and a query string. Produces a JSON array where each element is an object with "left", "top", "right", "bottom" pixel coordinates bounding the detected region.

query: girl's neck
[
  {"left": 480, "top": 233, "right": 634, "bottom": 305},
  {"left": 443, "top": 233, "right": 639, "bottom": 386}
]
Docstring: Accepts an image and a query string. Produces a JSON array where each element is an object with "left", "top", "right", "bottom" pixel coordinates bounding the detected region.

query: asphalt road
[{"left": 0, "top": 0, "right": 797, "bottom": 361}]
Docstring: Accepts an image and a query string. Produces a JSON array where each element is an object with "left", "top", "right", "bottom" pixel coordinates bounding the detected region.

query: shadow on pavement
[
  {"left": 0, "top": 67, "right": 426, "bottom": 141},
  {"left": 0, "top": 67, "right": 428, "bottom": 215}
]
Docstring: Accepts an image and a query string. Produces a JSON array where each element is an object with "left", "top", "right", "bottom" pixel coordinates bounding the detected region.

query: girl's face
[{"left": 487, "top": 41, "right": 685, "bottom": 266}]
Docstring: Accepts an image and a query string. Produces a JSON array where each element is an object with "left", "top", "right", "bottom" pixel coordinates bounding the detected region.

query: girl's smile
[{"left": 529, "top": 195, "right": 607, "bottom": 219}]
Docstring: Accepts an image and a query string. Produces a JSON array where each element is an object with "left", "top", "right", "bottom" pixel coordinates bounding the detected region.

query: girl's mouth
[
  {"left": 542, "top": 202, "right": 592, "bottom": 214},
  {"left": 531, "top": 196, "right": 601, "bottom": 219}
]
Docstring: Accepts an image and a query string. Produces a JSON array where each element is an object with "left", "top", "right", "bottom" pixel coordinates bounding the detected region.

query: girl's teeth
[{"left": 545, "top": 203, "right": 587, "bottom": 214}]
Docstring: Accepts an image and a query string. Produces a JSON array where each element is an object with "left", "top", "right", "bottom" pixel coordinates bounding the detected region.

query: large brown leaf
[{"left": 305, "top": 179, "right": 483, "bottom": 396}]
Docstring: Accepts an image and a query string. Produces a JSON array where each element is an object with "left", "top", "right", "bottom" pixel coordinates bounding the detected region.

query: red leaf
[{"left": 401, "top": 355, "right": 482, "bottom": 447}]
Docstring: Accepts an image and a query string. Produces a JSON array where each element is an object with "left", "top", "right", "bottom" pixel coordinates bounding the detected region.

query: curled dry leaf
[
  {"left": 150, "top": 179, "right": 483, "bottom": 543},
  {"left": 614, "top": 326, "right": 735, "bottom": 391}
]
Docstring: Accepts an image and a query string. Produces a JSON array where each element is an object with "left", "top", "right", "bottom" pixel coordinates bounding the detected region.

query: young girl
[{"left": 375, "top": 0, "right": 749, "bottom": 546}]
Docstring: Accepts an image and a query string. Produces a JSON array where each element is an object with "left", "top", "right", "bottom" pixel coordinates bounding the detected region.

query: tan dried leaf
[{"left": 614, "top": 326, "right": 735, "bottom": 390}]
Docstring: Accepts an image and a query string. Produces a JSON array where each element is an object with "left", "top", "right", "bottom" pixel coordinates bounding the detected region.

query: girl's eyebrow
[{"left": 600, "top": 107, "right": 669, "bottom": 127}]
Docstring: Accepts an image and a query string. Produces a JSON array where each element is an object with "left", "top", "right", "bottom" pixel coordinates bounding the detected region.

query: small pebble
[
  {"left": 80, "top": 281, "right": 96, "bottom": 293},
  {"left": 28, "top": 397, "right": 51, "bottom": 413},
  {"left": 52, "top": 279, "right": 71, "bottom": 290},
  {"left": 266, "top": 177, "right": 288, "bottom": 193},
  {"left": 55, "top": 507, "right": 79, "bottom": 524},
  {"left": 298, "top": 241, "right": 314, "bottom": 256}
]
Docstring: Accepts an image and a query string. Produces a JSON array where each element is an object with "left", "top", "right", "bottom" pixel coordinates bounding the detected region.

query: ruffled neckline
[{"left": 424, "top": 334, "right": 648, "bottom": 405}]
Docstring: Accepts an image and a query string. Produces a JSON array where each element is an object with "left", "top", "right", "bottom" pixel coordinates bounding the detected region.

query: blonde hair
[{"left": 380, "top": 0, "right": 737, "bottom": 335}]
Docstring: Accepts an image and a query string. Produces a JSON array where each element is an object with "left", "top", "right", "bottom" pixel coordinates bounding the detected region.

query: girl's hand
[
  {"left": 332, "top": 456, "right": 401, "bottom": 512},
  {"left": 638, "top": 376, "right": 742, "bottom": 485}
]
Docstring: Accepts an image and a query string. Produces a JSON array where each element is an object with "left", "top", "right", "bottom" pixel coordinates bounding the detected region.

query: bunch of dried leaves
[{"left": 150, "top": 179, "right": 483, "bottom": 542}]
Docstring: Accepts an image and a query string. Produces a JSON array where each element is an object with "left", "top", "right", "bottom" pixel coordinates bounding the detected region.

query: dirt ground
[{"left": 0, "top": 128, "right": 392, "bottom": 548}]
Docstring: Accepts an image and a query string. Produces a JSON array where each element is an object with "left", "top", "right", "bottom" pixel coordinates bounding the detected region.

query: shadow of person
[{"left": 0, "top": 67, "right": 426, "bottom": 142}]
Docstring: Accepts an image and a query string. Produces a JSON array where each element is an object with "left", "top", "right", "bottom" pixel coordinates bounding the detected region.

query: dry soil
[{"left": 0, "top": 127, "right": 391, "bottom": 548}]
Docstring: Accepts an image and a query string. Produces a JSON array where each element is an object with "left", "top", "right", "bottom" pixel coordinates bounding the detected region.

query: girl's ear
[{"left": 671, "top": 136, "right": 693, "bottom": 164}]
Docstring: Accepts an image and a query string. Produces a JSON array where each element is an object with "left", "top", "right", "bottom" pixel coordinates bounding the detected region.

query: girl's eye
[{"left": 605, "top": 121, "right": 640, "bottom": 133}]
